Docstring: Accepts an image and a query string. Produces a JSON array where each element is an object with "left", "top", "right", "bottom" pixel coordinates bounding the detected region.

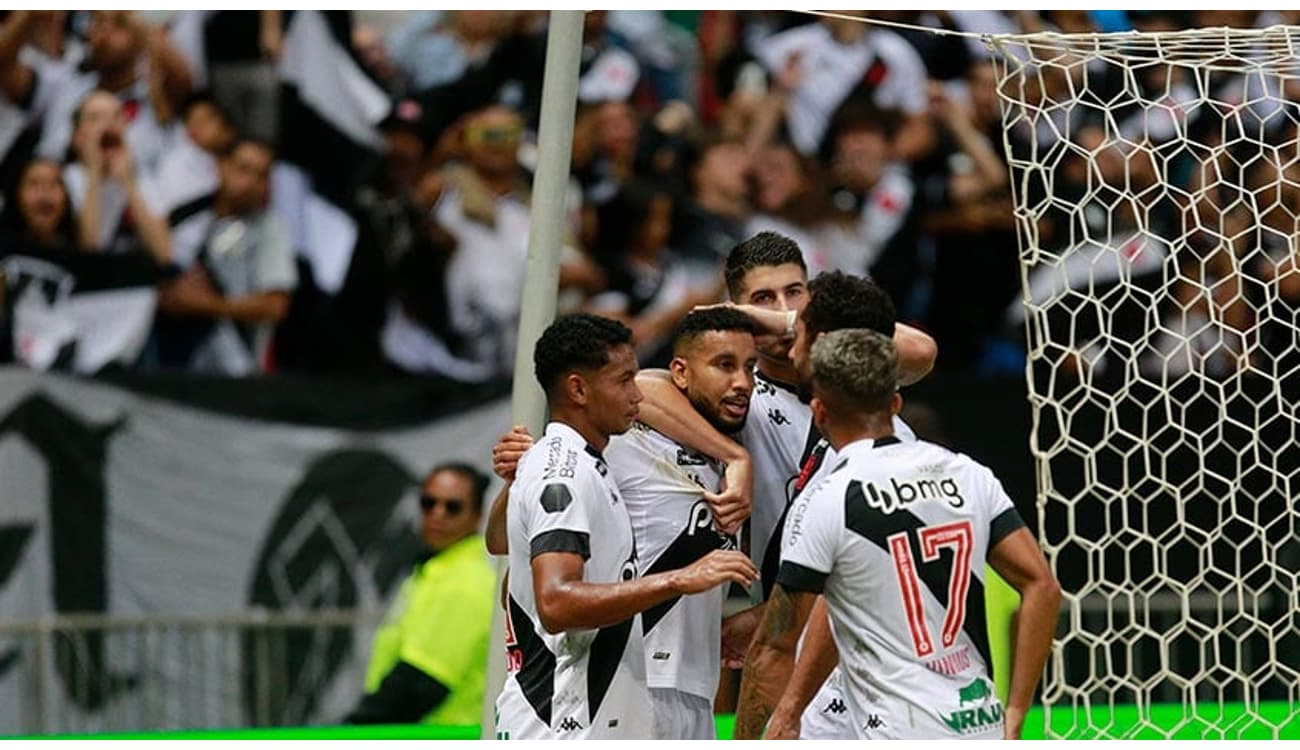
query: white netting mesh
[{"left": 989, "top": 25, "right": 1300, "bottom": 739}]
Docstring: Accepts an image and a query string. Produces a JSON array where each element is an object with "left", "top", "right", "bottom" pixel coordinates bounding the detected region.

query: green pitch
[{"left": 19, "top": 701, "right": 1296, "bottom": 740}]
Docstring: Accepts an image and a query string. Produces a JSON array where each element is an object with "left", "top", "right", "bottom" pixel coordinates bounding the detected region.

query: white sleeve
[
  {"left": 972, "top": 461, "right": 1024, "bottom": 551},
  {"left": 518, "top": 464, "right": 596, "bottom": 561},
  {"left": 775, "top": 480, "right": 842, "bottom": 593}
]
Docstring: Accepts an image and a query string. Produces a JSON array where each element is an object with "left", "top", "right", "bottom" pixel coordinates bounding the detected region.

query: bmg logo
[{"left": 864, "top": 476, "right": 965, "bottom": 514}]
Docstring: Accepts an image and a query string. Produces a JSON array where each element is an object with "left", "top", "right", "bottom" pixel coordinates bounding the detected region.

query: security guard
[{"left": 347, "top": 463, "right": 495, "bottom": 725}]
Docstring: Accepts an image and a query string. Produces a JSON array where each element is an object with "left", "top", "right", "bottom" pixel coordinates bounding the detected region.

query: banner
[
  {"left": 0, "top": 368, "right": 509, "bottom": 735},
  {"left": 1, "top": 250, "right": 159, "bottom": 374}
]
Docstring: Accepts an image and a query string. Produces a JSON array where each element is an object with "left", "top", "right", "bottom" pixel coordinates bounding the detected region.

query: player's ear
[
  {"left": 890, "top": 391, "right": 903, "bottom": 416},
  {"left": 810, "top": 396, "right": 827, "bottom": 430},
  {"left": 565, "top": 371, "right": 588, "bottom": 406},
  {"left": 668, "top": 355, "right": 689, "bottom": 390}
]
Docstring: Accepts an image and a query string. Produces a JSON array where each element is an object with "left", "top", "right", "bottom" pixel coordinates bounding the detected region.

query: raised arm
[
  {"left": 0, "top": 11, "right": 38, "bottom": 104},
  {"left": 894, "top": 322, "right": 937, "bottom": 386},
  {"left": 635, "top": 369, "right": 751, "bottom": 533},
  {"left": 531, "top": 548, "right": 756, "bottom": 634},
  {"left": 987, "top": 527, "right": 1062, "bottom": 740},
  {"left": 765, "top": 594, "right": 839, "bottom": 739},
  {"left": 733, "top": 584, "right": 817, "bottom": 738}
]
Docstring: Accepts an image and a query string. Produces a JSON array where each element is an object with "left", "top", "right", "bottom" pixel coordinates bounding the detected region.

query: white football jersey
[
  {"left": 604, "top": 422, "right": 733, "bottom": 701},
  {"left": 496, "top": 422, "right": 652, "bottom": 739},
  {"left": 740, "top": 370, "right": 817, "bottom": 600},
  {"left": 745, "top": 365, "right": 916, "bottom": 600},
  {"left": 778, "top": 436, "right": 1026, "bottom": 739}
]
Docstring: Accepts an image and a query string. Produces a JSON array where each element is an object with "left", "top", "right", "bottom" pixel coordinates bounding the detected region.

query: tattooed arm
[{"left": 733, "top": 584, "right": 817, "bottom": 738}]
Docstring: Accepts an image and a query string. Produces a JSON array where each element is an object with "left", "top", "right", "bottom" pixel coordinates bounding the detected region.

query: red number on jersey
[{"left": 887, "top": 520, "right": 974, "bottom": 658}]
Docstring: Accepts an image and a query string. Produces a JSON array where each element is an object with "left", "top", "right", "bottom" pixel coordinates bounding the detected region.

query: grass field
[{"left": 24, "top": 701, "right": 1297, "bottom": 740}]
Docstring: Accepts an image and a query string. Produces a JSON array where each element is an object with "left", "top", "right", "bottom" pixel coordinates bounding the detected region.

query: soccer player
[
  {"left": 494, "top": 313, "right": 756, "bottom": 740},
  {"left": 734, "top": 330, "right": 1061, "bottom": 739},
  {"left": 492, "top": 308, "right": 763, "bottom": 739},
  {"left": 637, "top": 252, "right": 933, "bottom": 738},
  {"left": 604, "top": 307, "right": 761, "bottom": 739}
]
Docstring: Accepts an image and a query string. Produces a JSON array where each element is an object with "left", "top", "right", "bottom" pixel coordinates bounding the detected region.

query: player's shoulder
[{"left": 515, "top": 423, "right": 606, "bottom": 489}]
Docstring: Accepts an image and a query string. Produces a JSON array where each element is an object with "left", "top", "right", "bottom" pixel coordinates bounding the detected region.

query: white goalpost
[{"left": 990, "top": 25, "right": 1300, "bottom": 739}]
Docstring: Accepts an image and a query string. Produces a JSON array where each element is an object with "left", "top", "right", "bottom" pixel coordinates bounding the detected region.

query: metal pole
[{"left": 480, "top": 10, "right": 584, "bottom": 740}]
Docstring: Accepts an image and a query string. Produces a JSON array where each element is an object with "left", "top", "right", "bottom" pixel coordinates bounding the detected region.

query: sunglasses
[
  {"left": 419, "top": 494, "right": 467, "bottom": 516},
  {"left": 465, "top": 125, "right": 522, "bottom": 146}
]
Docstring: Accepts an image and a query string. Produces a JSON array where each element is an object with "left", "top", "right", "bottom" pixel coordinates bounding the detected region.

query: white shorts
[
  {"left": 799, "top": 666, "right": 856, "bottom": 739},
  {"left": 650, "top": 687, "right": 716, "bottom": 740}
]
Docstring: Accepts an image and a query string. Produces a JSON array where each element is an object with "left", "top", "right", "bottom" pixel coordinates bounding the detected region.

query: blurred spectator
[
  {"left": 202, "top": 11, "right": 280, "bottom": 142},
  {"left": 672, "top": 138, "right": 750, "bottom": 277},
  {"left": 822, "top": 105, "right": 916, "bottom": 292},
  {"left": 155, "top": 138, "right": 296, "bottom": 374},
  {"left": 338, "top": 98, "right": 457, "bottom": 372},
  {"left": 745, "top": 140, "right": 832, "bottom": 270},
  {"left": 916, "top": 66, "right": 1018, "bottom": 369},
  {"left": 383, "top": 105, "right": 595, "bottom": 381},
  {"left": 352, "top": 22, "right": 401, "bottom": 95},
  {"left": 587, "top": 180, "right": 720, "bottom": 364},
  {"left": 0, "top": 157, "right": 81, "bottom": 253},
  {"left": 345, "top": 463, "right": 494, "bottom": 726},
  {"left": 26, "top": 10, "right": 193, "bottom": 175},
  {"left": 576, "top": 10, "right": 639, "bottom": 104},
  {"left": 386, "top": 11, "right": 516, "bottom": 95},
  {"left": 754, "top": 13, "right": 933, "bottom": 162},
  {"left": 607, "top": 11, "right": 697, "bottom": 105},
  {"left": 63, "top": 89, "right": 171, "bottom": 263},
  {"left": 151, "top": 92, "right": 237, "bottom": 215}
]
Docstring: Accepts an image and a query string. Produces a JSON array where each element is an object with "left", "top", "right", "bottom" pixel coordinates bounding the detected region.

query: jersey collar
[
  {"left": 755, "top": 368, "right": 801, "bottom": 395},
  {"left": 545, "top": 421, "right": 605, "bottom": 460},
  {"left": 836, "top": 433, "right": 901, "bottom": 462}
]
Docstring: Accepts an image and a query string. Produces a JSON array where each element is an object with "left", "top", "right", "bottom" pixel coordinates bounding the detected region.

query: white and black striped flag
[
  {"left": 274, "top": 9, "right": 390, "bottom": 297},
  {"left": 1, "top": 250, "right": 158, "bottom": 373}
]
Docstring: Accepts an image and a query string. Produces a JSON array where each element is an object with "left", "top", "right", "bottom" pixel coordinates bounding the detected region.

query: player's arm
[
  {"left": 634, "top": 369, "right": 751, "bottom": 533},
  {"left": 720, "top": 601, "right": 765, "bottom": 668},
  {"left": 766, "top": 594, "right": 838, "bottom": 739},
  {"left": 733, "top": 584, "right": 817, "bottom": 738},
  {"left": 988, "top": 525, "right": 1062, "bottom": 740},
  {"left": 894, "top": 322, "right": 937, "bottom": 386},
  {"left": 485, "top": 426, "right": 535, "bottom": 556},
  {"left": 531, "top": 548, "right": 757, "bottom": 633},
  {"left": 701, "top": 302, "right": 938, "bottom": 385},
  {"left": 484, "top": 483, "right": 510, "bottom": 556}
]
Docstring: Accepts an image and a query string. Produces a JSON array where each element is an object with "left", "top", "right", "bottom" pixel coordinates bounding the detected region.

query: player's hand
[
  {"left": 492, "top": 425, "right": 533, "bottom": 481},
  {"left": 1004, "top": 705, "right": 1026, "bottom": 740},
  {"left": 764, "top": 707, "right": 801, "bottom": 740},
  {"left": 670, "top": 550, "right": 757, "bottom": 595},
  {"left": 720, "top": 604, "right": 763, "bottom": 669},
  {"left": 703, "top": 451, "right": 752, "bottom": 535}
]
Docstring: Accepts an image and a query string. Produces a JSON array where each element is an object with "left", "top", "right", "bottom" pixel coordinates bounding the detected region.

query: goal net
[{"left": 989, "top": 26, "right": 1300, "bottom": 739}]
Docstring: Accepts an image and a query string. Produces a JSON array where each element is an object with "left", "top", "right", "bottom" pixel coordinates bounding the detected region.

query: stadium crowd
[
  {"left": 2, "top": 10, "right": 1294, "bottom": 739},
  {"left": 4, "top": 9, "right": 1293, "bottom": 382}
]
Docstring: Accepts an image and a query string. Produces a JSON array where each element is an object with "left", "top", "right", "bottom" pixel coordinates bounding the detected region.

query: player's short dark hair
[
  {"left": 671, "top": 307, "right": 758, "bottom": 356},
  {"left": 534, "top": 313, "right": 634, "bottom": 396},
  {"left": 428, "top": 461, "right": 491, "bottom": 513},
  {"left": 724, "top": 231, "right": 808, "bottom": 300},
  {"left": 803, "top": 271, "right": 896, "bottom": 340}
]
